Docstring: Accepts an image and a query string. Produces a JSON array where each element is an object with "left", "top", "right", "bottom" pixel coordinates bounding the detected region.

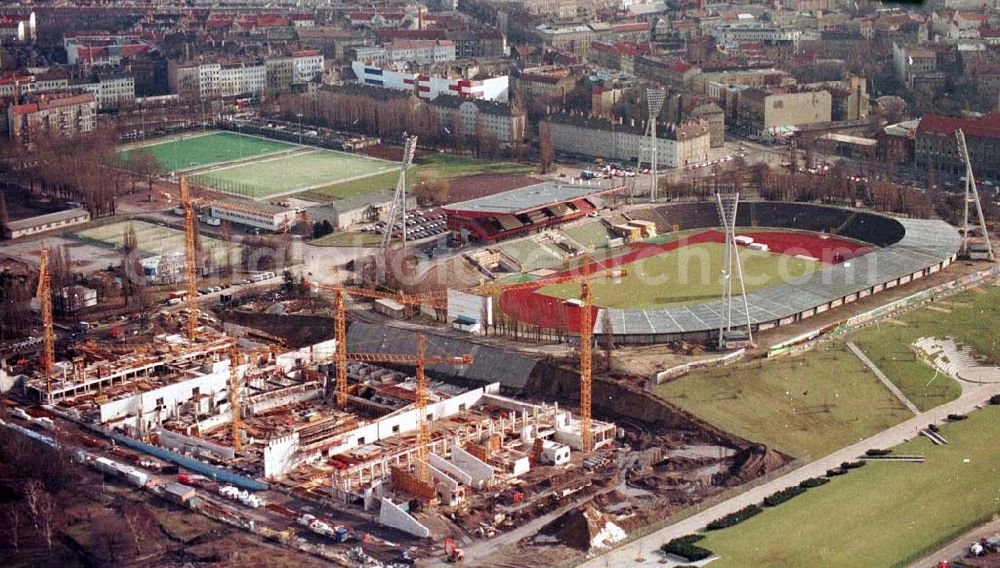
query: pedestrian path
[{"left": 847, "top": 341, "right": 920, "bottom": 415}]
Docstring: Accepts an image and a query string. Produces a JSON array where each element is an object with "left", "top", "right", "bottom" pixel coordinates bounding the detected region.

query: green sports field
[
  {"left": 71, "top": 220, "right": 240, "bottom": 267},
  {"left": 118, "top": 131, "right": 295, "bottom": 172},
  {"left": 189, "top": 149, "right": 398, "bottom": 199},
  {"left": 537, "top": 242, "right": 821, "bottom": 308},
  {"left": 696, "top": 405, "right": 1000, "bottom": 568}
]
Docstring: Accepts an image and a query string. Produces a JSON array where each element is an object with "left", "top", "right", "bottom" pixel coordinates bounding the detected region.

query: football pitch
[
  {"left": 536, "top": 242, "right": 821, "bottom": 309},
  {"left": 118, "top": 131, "right": 295, "bottom": 172},
  {"left": 189, "top": 148, "right": 398, "bottom": 199},
  {"left": 71, "top": 220, "right": 240, "bottom": 267}
]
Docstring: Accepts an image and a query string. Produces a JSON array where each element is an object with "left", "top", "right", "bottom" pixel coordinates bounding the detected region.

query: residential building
[
  {"left": 169, "top": 59, "right": 265, "bottom": 99},
  {"left": 633, "top": 56, "right": 701, "bottom": 88},
  {"left": 354, "top": 40, "right": 456, "bottom": 65},
  {"left": 736, "top": 88, "right": 832, "bottom": 137},
  {"left": 892, "top": 43, "right": 938, "bottom": 88},
  {"left": 2, "top": 208, "right": 91, "bottom": 239},
  {"left": 351, "top": 61, "right": 509, "bottom": 102},
  {"left": 878, "top": 119, "right": 919, "bottom": 165},
  {"left": 542, "top": 113, "right": 711, "bottom": 168},
  {"left": 208, "top": 200, "right": 298, "bottom": 233},
  {"left": 430, "top": 94, "right": 526, "bottom": 144},
  {"left": 64, "top": 32, "right": 156, "bottom": 67},
  {"left": 72, "top": 72, "right": 135, "bottom": 109},
  {"left": 0, "top": 12, "right": 35, "bottom": 42},
  {"left": 688, "top": 102, "right": 726, "bottom": 148},
  {"left": 513, "top": 66, "right": 577, "bottom": 101},
  {"left": 712, "top": 24, "right": 802, "bottom": 46},
  {"left": 914, "top": 113, "right": 1000, "bottom": 178},
  {"left": 0, "top": 71, "right": 69, "bottom": 98},
  {"left": 7, "top": 92, "right": 97, "bottom": 143}
]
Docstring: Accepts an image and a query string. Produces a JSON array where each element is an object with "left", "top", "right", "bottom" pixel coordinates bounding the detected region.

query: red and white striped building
[{"left": 351, "top": 61, "right": 509, "bottom": 102}]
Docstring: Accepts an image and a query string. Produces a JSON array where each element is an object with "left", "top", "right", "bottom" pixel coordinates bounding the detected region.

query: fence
[{"left": 650, "top": 348, "right": 746, "bottom": 385}]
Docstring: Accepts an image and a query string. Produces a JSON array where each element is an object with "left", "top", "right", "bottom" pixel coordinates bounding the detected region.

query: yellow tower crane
[
  {"left": 179, "top": 177, "right": 199, "bottom": 341},
  {"left": 474, "top": 254, "right": 624, "bottom": 452},
  {"left": 36, "top": 246, "right": 55, "bottom": 396}
]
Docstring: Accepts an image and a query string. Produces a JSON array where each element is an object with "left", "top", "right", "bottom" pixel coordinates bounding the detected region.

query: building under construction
[{"left": 20, "top": 328, "right": 616, "bottom": 538}]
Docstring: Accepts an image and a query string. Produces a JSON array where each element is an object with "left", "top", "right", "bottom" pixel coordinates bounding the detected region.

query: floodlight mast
[
  {"left": 646, "top": 89, "right": 666, "bottom": 202},
  {"left": 380, "top": 135, "right": 419, "bottom": 275}
]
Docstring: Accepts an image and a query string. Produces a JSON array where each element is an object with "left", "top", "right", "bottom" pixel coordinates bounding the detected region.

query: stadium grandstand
[{"left": 444, "top": 181, "right": 624, "bottom": 243}]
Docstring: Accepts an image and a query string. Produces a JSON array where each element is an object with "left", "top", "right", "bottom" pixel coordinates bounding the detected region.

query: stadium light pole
[{"left": 646, "top": 88, "right": 666, "bottom": 202}]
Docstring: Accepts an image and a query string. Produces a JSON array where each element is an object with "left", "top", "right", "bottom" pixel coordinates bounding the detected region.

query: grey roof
[
  {"left": 347, "top": 322, "right": 537, "bottom": 390},
  {"left": 443, "top": 182, "right": 610, "bottom": 215},
  {"left": 5, "top": 208, "right": 90, "bottom": 232},
  {"left": 595, "top": 217, "right": 961, "bottom": 336}
]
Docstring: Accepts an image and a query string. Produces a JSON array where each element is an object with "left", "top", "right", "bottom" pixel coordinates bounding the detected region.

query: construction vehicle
[
  {"left": 444, "top": 537, "right": 464, "bottom": 563},
  {"left": 472, "top": 254, "right": 625, "bottom": 452}
]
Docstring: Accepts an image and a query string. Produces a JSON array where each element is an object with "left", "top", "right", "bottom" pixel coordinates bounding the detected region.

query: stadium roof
[
  {"left": 596, "top": 216, "right": 961, "bottom": 336},
  {"left": 444, "top": 182, "right": 615, "bottom": 216}
]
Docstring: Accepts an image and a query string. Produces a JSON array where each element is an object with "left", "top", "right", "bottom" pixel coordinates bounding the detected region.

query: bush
[
  {"left": 763, "top": 486, "right": 807, "bottom": 507},
  {"left": 826, "top": 467, "right": 848, "bottom": 476},
  {"left": 799, "top": 477, "right": 830, "bottom": 488},
  {"left": 947, "top": 413, "right": 967, "bottom": 421},
  {"left": 989, "top": 394, "right": 1000, "bottom": 405},
  {"left": 662, "top": 535, "right": 713, "bottom": 562},
  {"left": 841, "top": 460, "right": 866, "bottom": 470},
  {"left": 928, "top": 423, "right": 940, "bottom": 432},
  {"left": 706, "top": 505, "right": 762, "bottom": 530},
  {"left": 865, "top": 448, "right": 891, "bottom": 456}
]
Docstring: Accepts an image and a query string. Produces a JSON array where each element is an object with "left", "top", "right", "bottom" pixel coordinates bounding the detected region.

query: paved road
[
  {"left": 907, "top": 517, "right": 1000, "bottom": 568},
  {"left": 577, "top": 380, "right": 1000, "bottom": 568}
]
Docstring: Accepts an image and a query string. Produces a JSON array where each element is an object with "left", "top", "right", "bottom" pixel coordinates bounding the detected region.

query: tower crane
[
  {"left": 347, "top": 335, "right": 471, "bottom": 483},
  {"left": 179, "top": 177, "right": 200, "bottom": 341},
  {"left": 227, "top": 341, "right": 275, "bottom": 453},
  {"left": 473, "top": 255, "right": 625, "bottom": 453},
  {"left": 307, "top": 279, "right": 447, "bottom": 408},
  {"left": 36, "top": 246, "right": 55, "bottom": 396}
]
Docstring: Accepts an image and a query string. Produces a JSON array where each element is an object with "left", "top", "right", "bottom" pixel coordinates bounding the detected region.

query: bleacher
[
  {"left": 496, "top": 215, "right": 524, "bottom": 231},
  {"left": 546, "top": 203, "right": 572, "bottom": 217}
]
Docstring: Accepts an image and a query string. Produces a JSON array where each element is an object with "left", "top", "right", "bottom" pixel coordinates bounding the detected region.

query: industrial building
[{"left": 208, "top": 200, "right": 298, "bottom": 233}]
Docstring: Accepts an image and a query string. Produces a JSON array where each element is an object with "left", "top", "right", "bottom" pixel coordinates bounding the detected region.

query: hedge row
[
  {"left": 763, "top": 486, "right": 806, "bottom": 507},
  {"left": 662, "top": 535, "right": 713, "bottom": 562},
  {"left": 707, "top": 504, "right": 763, "bottom": 530},
  {"left": 865, "top": 448, "right": 892, "bottom": 456},
  {"left": 841, "top": 460, "right": 866, "bottom": 470},
  {"left": 799, "top": 477, "right": 830, "bottom": 488},
  {"left": 947, "top": 413, "right": 968, "bottom": 421},
  {"left": 989, "top": 394, "right": 1000, "bottom": 405},
  {"left": 827, "top": 467, "right": 848, "bottom": 476}
]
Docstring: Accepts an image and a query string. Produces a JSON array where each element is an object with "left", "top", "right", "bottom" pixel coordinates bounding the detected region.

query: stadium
[{"left": 482, "top": 201, "right": 961, "bottom": 344}]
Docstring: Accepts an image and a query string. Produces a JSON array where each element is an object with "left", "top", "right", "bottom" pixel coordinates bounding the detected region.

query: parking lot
[{"left": 365, "top": 208, "right": 448, "bottom": 242}]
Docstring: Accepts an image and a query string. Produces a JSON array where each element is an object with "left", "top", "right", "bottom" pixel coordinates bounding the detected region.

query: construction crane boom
[
  {"left": 180, "top": 177, "right": 199, "bottom": 341},
  {"left": 348, "top": 335, "right": 471, "bottom": 483},
  {"left": 228, "top": 343, "right": 243, "bottom": 453},
  {"left": 36, "top": 246, "right": 55, "bottom": 395},
  {"left": 472, "top": 254, "right": 624, "bottom": 453}
]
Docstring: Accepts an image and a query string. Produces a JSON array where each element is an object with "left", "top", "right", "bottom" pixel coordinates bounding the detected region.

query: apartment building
[
  {"left": 72, "top": 72, "right": 135, "bottom": 109},
  {"left": 712, "top": 24, "right": 802, "bottom": 46},
  {"left": 512, "top": 66, "right": 577, "bottom": 101},
  {"left": 64, "top": 32, "right": 156, "bottom": 66},
  {"left": 736, "top": 88, "right": 832, "bottom": 136},
  {"left": 891, "top": 43, "right": 939, "bottom": 89},
  {"left": 429, "top": 94, "right": 526, "bottom": 144},
  {"left": 351, "top": 61, "right": 509, "bottom": 101},
  {"left": 354, "top": 40, "right": 456, "bottom": 65},
  {"left": 0, "top": 71, "right": 69, "bottom": 98},
  {"left": 914, "top": 113, "right": 1000, "bottom": 177},
  {"left": 7, "top": 92, "right": 97, "bottom": 143},
  {"left": 170, "top": 51, "right": 322, "bottom": 99},
  {"left": 542, "top": 113, "right": 711, "bottom": 168}
]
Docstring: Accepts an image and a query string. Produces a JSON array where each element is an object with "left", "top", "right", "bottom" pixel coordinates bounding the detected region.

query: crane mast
[
  {"left": 36, "top": 247, "right": 55, "bottom": 396},
  {"left": 229, "top": 343, "right": 243, "bottom": 453},
  {"left": 180, "top": 177, "right": 199, "bottom": 341}
]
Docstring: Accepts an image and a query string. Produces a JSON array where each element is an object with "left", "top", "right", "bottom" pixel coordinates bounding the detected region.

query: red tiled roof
[
  {"left": 292, "top": 49, "right": 321, "bottom": 57},
  {"left": 670, "top": 60, "right": 693, "bottom": 73},
  {"left": 917, "top": 113, "right": 1000, "bottom": 139}
]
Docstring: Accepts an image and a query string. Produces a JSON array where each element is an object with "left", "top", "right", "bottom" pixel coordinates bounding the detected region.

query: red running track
[{"left": 498, "top": 230, "right": 871, "bottom": 333}]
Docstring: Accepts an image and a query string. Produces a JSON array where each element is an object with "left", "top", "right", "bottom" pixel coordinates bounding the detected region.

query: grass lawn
[
  {"left": 295, "top": 153, "right": 535, "bottom": 202},
  {"left": 191, "top": 149, "right": 397, "bottom": 199},
  {"left": 537, "top": 242, "right": 821, "bottom": 309},
  {"left": 311, "top": 231, "right": 383, "bottom": 246},
  {"left": 118, "top": 131, "right": 294, "bottom": 172},
  {"left": 850, "top": 286, "right": 1000, "bottom": 410},
  {"left": 654, "top": 342, "right": 912, "bottom": 459},
  {"left": 697, "top": 405, "right": 1000, "bottom": 568}
]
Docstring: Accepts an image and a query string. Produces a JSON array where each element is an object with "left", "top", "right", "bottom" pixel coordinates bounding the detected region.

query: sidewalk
[{"left": 577, "top": 382, "right": 1000, "bottom": 568}]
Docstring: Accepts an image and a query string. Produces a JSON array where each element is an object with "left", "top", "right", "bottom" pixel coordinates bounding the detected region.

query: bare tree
[
  {"left": 601, "top": 310, "right": 615, "bottom": 372},
  {"left": 125, "top": 149, "right": 164, "bottom": 193},
  {"left": 121, "top": 501, "right": 157, "bottom": 554},
  {"left": 539, "top": 122, "right": 555, "bottom": 174},
  {"left": 24, "top": 480, "right": 56, "bottom": 550},
  {"left": 4, "top": 503, "right": 20, "bottom": 551}
]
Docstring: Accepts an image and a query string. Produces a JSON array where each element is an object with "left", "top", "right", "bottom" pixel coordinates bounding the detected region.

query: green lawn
[
  {"left": 118, "top": 131, "right": 295, "bottom": 172},
  {"left": 537, "top": 242, "right": 820, "bottom": 309},
  {"left": 654, "top": 342, "right": 912, "bottom": 459},
  {"left": 311, "top": 231, "right": 382, "bottom": 246},
  {"left": 190, "top": 149, "right": 397, "bottom": 199},
  {"left": 295, "top": 153, "right": 535, "bottom": 202},
  {"left": 697, "top": 405, "right": 1000, "bottom": 568},
  {"left": 850, "top": 286, "right": 1000, "bottom": 410}
]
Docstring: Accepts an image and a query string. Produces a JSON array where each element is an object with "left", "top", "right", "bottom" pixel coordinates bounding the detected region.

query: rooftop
[
  {"left": 917, "top": 113, "right": 1000, "bottom": 139},
  {"left": 5, "top": 208, "right": 90, "bottom": 232},
  {"left": 444, "top": 181, "right": 613, "bottom": 216}
]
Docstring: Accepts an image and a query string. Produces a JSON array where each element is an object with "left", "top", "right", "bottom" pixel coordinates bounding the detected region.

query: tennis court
[{"left": 71, "top": 220, "right": 240, "bottom": 267}]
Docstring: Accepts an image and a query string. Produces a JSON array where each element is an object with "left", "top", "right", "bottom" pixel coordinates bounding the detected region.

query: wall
[
  {"left": 156, "top": 427, "right": 236, "bottom": 460},
  {"left": 451, "top": 446, "right": 494, "bottom": 487},
  {"left": 263, "top": 432, "right": 299, "bottom": 479},
  {"left": 99, "top": 361, "right": 233, "bottom": 428},
  {"left": 378, "top": 498, "right": 430, "bottom": 538}
]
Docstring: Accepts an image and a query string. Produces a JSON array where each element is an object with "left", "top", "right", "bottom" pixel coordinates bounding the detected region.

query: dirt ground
[{"left": 447, "top": 173, "right": 541, "bottom": 203}]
